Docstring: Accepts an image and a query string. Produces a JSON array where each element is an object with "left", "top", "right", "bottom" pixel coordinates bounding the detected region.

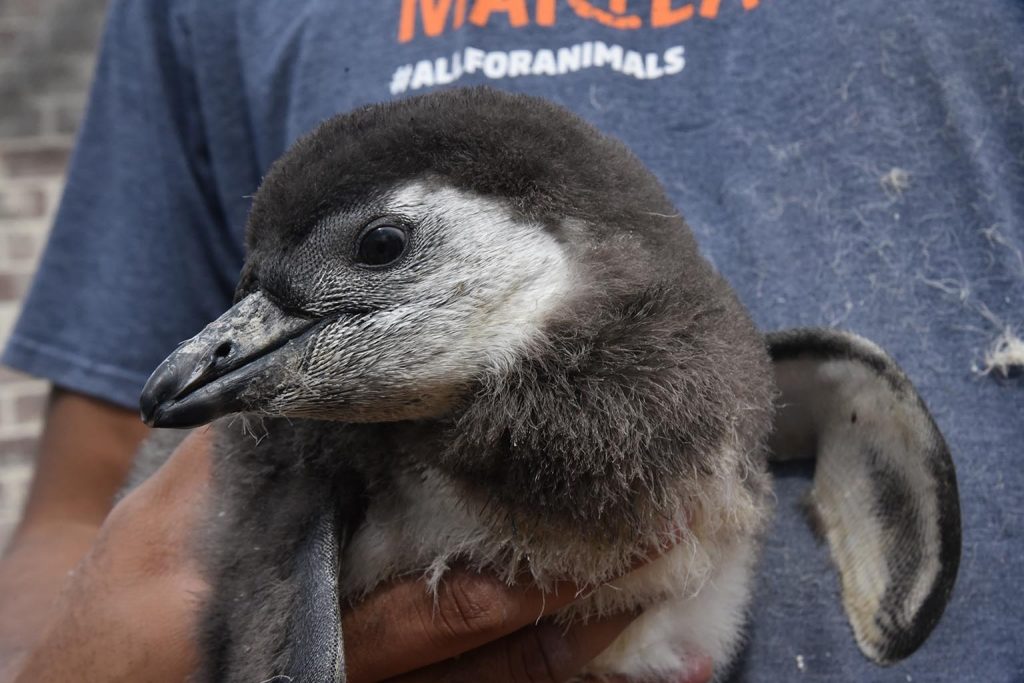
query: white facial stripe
[
  {"left": 385, "top": 180, "right": 574, "bottom": 372},
  {"left": 271, "top": 180, "right": 574, "bottom": 420}
]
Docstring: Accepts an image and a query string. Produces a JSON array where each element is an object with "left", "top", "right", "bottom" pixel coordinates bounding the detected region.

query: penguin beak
[{"left": 139, "top": 291, "right": 320, "bottom": 428}]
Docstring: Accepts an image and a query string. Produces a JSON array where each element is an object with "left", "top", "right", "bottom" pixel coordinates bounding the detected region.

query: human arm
[
  {"left": 0, "top": 389, "right": 148, "bottom": 676},
  {"left": 0, "top": 0, "right": 241, "bottom": 666},
  {"left": 4, "top": 427, "right": 711, "bottom": 683}
]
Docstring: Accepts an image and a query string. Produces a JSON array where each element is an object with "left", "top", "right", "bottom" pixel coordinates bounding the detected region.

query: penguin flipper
[
  {"left": 767, "top": 328, "right": 961, "bottom": 664},
  {"left": 198, "top": 456, "right": 363, "bottom": 683},
  {"left": 283, "top": 509, "right": 347, "bottom": 682}
]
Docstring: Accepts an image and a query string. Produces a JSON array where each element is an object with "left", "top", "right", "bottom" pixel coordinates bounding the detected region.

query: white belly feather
[{"left": 340, "top": 467, "right": 759, "bottom": 681}]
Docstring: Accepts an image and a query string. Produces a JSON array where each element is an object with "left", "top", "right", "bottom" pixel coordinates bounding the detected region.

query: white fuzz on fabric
[{"left": 977, "top": 327, "right": 1024, "bottom": 378}]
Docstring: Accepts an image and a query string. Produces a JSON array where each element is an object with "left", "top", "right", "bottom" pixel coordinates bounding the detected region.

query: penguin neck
[{"left": 428, "top": 282, "right": 763, "bottom": 542}]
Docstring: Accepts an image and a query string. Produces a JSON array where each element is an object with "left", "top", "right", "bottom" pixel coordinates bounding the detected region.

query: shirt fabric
[{"left": 5, "top": 1, "right": 1022, "bottom": 680}]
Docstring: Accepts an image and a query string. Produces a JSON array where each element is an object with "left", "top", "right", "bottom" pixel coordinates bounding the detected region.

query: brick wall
[{"left": 0, "top": 0, "right": 109, "bottom": 547}]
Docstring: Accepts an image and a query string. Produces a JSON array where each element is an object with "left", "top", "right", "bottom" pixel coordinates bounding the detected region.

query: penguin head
[{"left": 140, "top": 87, "right": 708, "bottom": 427}]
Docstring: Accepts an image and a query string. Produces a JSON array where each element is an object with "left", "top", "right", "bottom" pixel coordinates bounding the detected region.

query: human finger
[
  {"left": 681, "top": 653, "right": 714, "bottom": 683},
  {"left": 386, "top": 610, "right": 638, "bottom": 683},
  {"left": 344, "top": 569, "right": 588, "bottom": 682}
]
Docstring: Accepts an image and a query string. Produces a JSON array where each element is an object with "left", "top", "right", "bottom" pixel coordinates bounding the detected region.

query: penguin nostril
[{"left": 213, "top": 342, "right": 233, "bottom": 363}]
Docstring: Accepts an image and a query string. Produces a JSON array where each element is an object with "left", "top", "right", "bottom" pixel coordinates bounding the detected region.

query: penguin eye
[{"left": 355, "top": 225, "right": 408, "bottom": 267}]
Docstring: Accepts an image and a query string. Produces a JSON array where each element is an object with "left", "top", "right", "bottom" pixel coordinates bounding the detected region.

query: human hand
[
  {"left": 11, "top": 428, "right": 213, "bottom": 683},
  {"left": 344, "top": 570, "right": 714, "bottom": 683},
  {"left": 10, "top": 429, "right": 711, "bottom": 683}
]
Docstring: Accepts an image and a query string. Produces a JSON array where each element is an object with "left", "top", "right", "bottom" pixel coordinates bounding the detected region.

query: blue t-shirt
[{"left": 5, "top": 1, "right": 1022, "bottom": 680}]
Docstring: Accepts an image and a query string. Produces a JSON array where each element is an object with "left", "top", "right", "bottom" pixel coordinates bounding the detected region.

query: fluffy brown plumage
[{"left": 136, "top": 87, "right": 959, "bottom": 682}]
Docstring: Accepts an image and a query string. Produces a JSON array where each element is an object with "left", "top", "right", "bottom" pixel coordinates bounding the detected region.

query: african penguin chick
[{"left": 138, "top": 87, "right": 961, "bottom": 683}]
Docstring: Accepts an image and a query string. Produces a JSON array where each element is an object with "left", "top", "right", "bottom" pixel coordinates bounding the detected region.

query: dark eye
[{"left": 356, "top": 225, "right": 408, "bottom": 267}]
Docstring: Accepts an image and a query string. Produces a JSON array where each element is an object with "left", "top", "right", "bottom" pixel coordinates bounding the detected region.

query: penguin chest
[
  {"left": 337, "top": 465, "right": 760, "bottom": 681},
  {"left": 338, "top": 465, "right": 515, "bottom": 597}
]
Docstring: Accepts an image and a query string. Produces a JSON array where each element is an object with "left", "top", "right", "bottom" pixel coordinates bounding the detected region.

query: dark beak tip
[
  {"left": 136, "top": 291, "right": 314, "bottom": 431},
  {"left": 139, "top": 366, "right": 174, "bottom": 427},
  {"left": 139, "top": 404, "right": 160, "bottom": 428},
  {"left": 138, "top": 368, "right": 248, "bottom": 430},
  {"left": 139, "top": 360, "right": 198, "bottom": 428},
  {"left": 137, "top": 398, "right": 207, "bottom": 430}
]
